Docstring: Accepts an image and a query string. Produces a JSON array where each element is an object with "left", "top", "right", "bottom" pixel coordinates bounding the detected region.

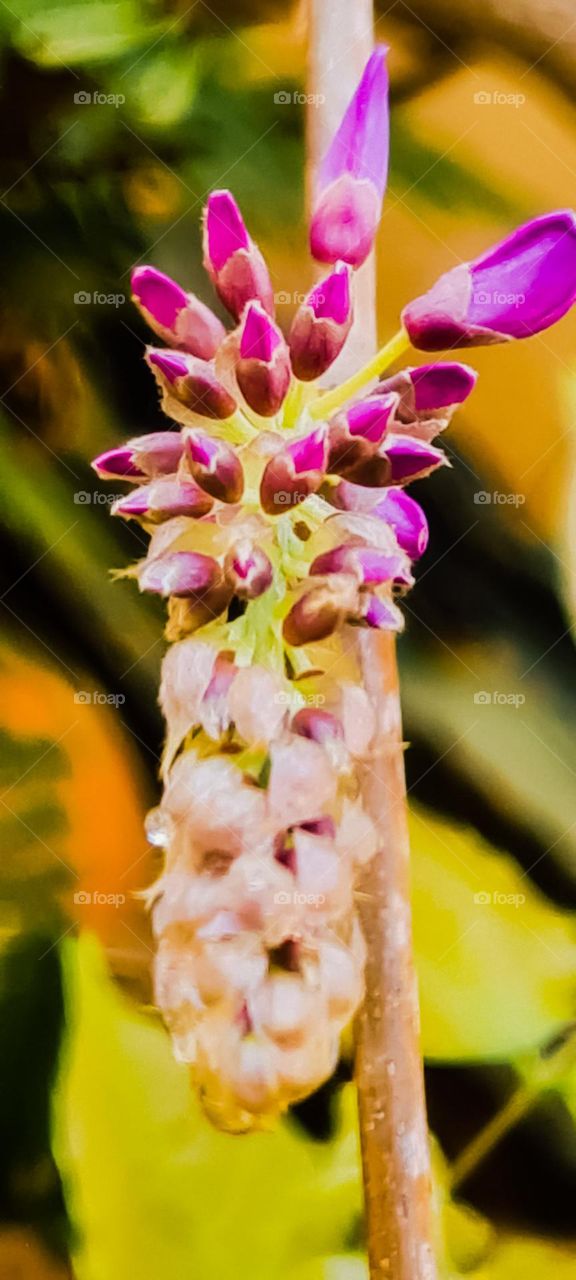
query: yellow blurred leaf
[{"left": 411, "top": 805, "right": 576, "bottom": 1059}]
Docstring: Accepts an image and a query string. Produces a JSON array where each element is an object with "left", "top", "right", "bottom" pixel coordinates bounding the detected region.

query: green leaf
[
  {"left": 52, "top": 933, "right": 363, "bottom": 1280},
  {"left": 14, "top": 2, "right": 169, "bottom": 66},
  {"left": 411, "top": 804, "right": 576, "bottom": 1060}
]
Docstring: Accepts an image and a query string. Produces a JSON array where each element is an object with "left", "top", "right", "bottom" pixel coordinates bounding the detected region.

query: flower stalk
[{"left": 307, "top": 6, "right": 436, "bottom": 1278}]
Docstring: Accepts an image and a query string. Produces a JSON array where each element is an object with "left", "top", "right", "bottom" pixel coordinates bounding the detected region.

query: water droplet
[{"left": 145, "top": 807, "right": 173, "bottom": 847}]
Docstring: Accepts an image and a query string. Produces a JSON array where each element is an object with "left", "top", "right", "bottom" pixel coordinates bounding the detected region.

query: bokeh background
[{"left": 2, "top": 1, "right": 576, "bottom": 1276}]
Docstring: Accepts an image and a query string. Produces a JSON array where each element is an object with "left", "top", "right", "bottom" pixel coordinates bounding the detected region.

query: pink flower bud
[
  {"left": 288, "top": 263, "right": 353, "bottom": 381},
  {"left": 111, "top": 476, "right": 213, "bottom": 522},
  {"left": 310, "top": 47, "right": 389, "bottom": 267},
  {"left": 203, "top": 190, "right": 274, "bottom": 320},
  {"left": 311, "top": 543, "right": 413, "bottom": 588},
  {"left": 358, "top": 594, "right": 404, "bottom": 631},
  {"left": 92, "top": 431, "right": 184, "bottom": 481},
  {"left": 236, "top": 302, "right": 291, "bottom": 416},
  {"left": 343, "top": 434, "right": 447, "bottom": 487},
  {"left": 260, "top": 425, "right": 328, "bottom": 514},
  {"left": 282, "top": 573, "right": 359, "bottom": 646},
  {"left": 224, "top": 539, "right": 273, "bottom": 599},
  {"left": 138, "top": 550, "right": 223, "bottom": 598},
  {"left": 327, "top": 392, "right": 397, "bottom": 475},
  {"left": 380, "top": 362, "right": 477, "bottom": 439},
  {"left": 402, "top": 211, "right": 576, "bottom": 350},
  {"left": 131, "top": 265, "right": 225, "bottom": 359},
  {"left": 147, "top": 349, "right": 237, "bottom": 419},
  {"left": 185, "top": 430, "right": 244, "bottom": 504},
  {"left": 372, "top": 487, "right": 429, "bottom": 559}
]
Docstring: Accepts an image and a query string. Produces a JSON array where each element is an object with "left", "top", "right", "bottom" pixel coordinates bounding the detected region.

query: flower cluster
[{"left": 94, "top": 45, "right": 576, "bottom": 1130}]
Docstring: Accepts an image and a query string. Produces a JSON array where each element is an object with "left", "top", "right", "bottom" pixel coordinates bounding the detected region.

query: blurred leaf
[
  {"left": 411, "top": 804, "right": 576, "bottom": 1060},
  {"left": 401, "top": 636, "right": 576, "bottom": 881},
  {"left": 0, "top": 639, "right": 152, "bottom": 950},
  {"left": 14, "top": 1, "right": 169, "bottom": 66},
  {"left": 472, "top": 1234, "right": 576, "bottom": 1279},
  {"left": 52, "top": 933, "right": 363, "bottom": 1280}
]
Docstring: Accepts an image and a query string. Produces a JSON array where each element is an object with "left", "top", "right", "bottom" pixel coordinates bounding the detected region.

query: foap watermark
[
  {"left": 473, "top": 90, "right": 526, "bottom": 109},
  {"left": 274, "top": 490, "right": 308, "bottom": 506},
  {"left": 275, "top": 289, "right": 325, "bottom": 306},
  {"left": 474, "top": 490, "right": 525, "bottom": 507},
  {"left": 73, "top": 490, "right": 116, "bottom": 505},
  {"left": 473, "top": 690, "right": 525, "bottom": 708},
  {"left": 74, "top": 690, "right": 126, "bottom": 707},
  {"left": 474, "top": 890, "right": 526, "bottom": 908},
  {"left": 274, "top": 90, "right": 325, "bottom": 107},
  {"left": 74, "top": 90, "right": 125, "bottom": 108},
  {"left": 274, "top": 890, "right": 326, "bottom": 906},
  {"left": 74, "top": 890, "right": 126, "bottom": 907},
  {"left": 473, "top": 289, "right": 525, "bottom": 309},
  {"left": 74, "top": 290, "right": 125, "bottom": 307},
  {"left": 274, "top": 690, "right": 326, "bottom": 708}
]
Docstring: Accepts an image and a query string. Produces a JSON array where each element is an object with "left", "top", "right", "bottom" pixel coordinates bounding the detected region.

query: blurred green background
[{"left": 3, "top": 0, "right": 576, "bottom": 1276}]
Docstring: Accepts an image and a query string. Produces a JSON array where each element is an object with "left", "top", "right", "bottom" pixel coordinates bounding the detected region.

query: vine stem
[{"left": 306, "top": 5, "right": 437, "bottom": 1278}]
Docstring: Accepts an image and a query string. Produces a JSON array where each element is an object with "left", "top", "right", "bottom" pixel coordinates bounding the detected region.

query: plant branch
[{"left": 306, "top": 5, "right": 437, "bottom": 1277}]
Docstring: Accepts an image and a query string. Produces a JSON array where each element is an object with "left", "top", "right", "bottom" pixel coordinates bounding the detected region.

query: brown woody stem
[{"left": 306, "top": 4, "right": 437, "bottom": 1277}]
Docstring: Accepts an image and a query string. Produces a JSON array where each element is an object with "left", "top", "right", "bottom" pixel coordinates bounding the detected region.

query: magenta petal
[
  {"left": 311, "top": 543, "right": 410, "bottom": 586},
  {"left": 318, "top": 46, "right": 389, "bottom": 194},
  {"left": 205, "top": 191, "right": 249, "bottom": 271},
  {"left": 409, "top": 362, "right": 477, "bottom": 412},
  {"left": 372, "top": 488, "right": 429, "bottom": 559},
  {"left": 131, "top": 266, "right": 187, "bottom": 329},
  {"left": 240, "top": 302, "right": 280, "bottom": 361},
  {"left": 289, "top": 425, "right": 328, "bottom": 474},
  {"left": 148, "top": 349, "right": 189, "bottom": 384},
  {"left": 92, "top": 447, "right": 144, "bottom": 480},
  {"left": 308, "top": 262, "right": 351, "bottom": 324},
  {"left": 310, "top": 47, "right": 389, "bottom": 267},
  {"left": 403, "top": 211, "right": 576, "bottom": 349},
  {"left": 346, "top": 393, "right": 397, "bottom": 442},
  {"left": 385, "top": 435, "right": 447, "bottom": 484}
]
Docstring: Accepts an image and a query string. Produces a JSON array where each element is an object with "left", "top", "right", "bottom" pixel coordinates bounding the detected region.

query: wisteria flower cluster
[{"left": 94, "top": 46, "right": 576, "bottom": 1131}]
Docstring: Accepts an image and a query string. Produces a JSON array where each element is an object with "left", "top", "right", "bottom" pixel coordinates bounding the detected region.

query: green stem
[
  {"left": 449, "top": 1082, "right": 538, "bottom": 1194},
  {"left": 449, "top": 1026, "right": 576, "bottom": 1193},
  {"left": 309, "top": 327, "right": 411, "bottom": 419}
]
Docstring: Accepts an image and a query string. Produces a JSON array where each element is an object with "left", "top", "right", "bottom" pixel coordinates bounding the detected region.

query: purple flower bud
[
  {"left": 381, "top": 362, "right": 477, "bottom": 434},
  {"left": 288, "top": 263, "right": 353, "bottom": 381},
  {"left": 327, "top": 392, "right": 397, "bottom": 475},
  {"left": 358, "top": 594, "right": 404, "bottom": 632},
  {"left": 292, "top": 707, "right": 344, "bottom": 744},
  {"left": 402, "top": 211, "right": 576, "bottom": 350},
  {"left": 236, "top": 302, "right": 291, "bottom": 416},
  {"left": 372, "top": 488, "right": 429, "bottom": 560},
  {"left": 310, "top": 47, "right": 389, "bottom": 268},
  {"left": 185, "top": 430, "right": 244, "bottom": 504},
  {"left": 344, "top": 434, "right": 447, "bottom": 487},
  {"left": 92, "top": 431, "right": 184, "bottom": 481},
  {"left": 139, "top": 551, "right": 223, "bottom": 598},
  {"left": 385, "top": 435, "right": 447, "bottom": 484},
  {"left": 260, "top": 425, "right": 328, "bottom": 515},
  {"left": 147, "top": 349, "right": 237, "bottom": 420},
  {"left": 131, "top": 266, "right": 225, "bottom": 360},
  {"left": 203, "top": 190, "right": 274, "bottom": 320},
  {"left": 111, "top": 476, "right": 213, "bottom": 523},
  {"left": 310, "top": 543, "right": 412, "bottom": 587},
  {"left": 92, "top": 447, "right": 145, "bottom": 480},
  {"left": 282, "top": 573, "right": 359, "bottom": 646},
  {"left": 224, "top": 539, "right": 273, "bottom": 599}
]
